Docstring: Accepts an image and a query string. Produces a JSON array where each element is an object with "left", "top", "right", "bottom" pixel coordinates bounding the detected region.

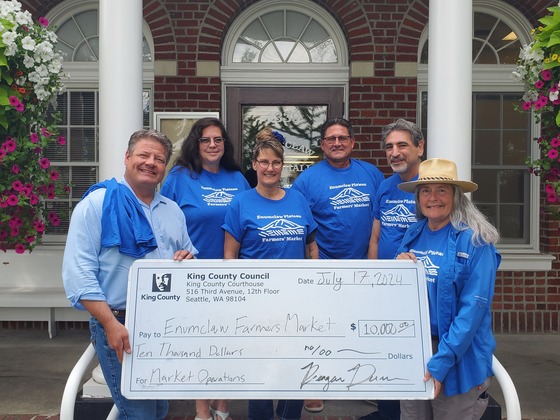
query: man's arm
[
  {"left": 81, "top": 300, "right": 131, "bottom": 363},
  {"left": 368, "top": 219, "right": 381, "bottom": 259}
]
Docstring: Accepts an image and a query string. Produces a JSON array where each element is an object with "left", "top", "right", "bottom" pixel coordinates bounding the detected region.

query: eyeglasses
[
  {"left": 199, "top": 137, "right": 224, "bottom": 145},
  {"left": 255, "top": 159, "right": 283, "bottom": 169},
  {"left": 323, "top": 135, "right": 352, "bottom": 145}
]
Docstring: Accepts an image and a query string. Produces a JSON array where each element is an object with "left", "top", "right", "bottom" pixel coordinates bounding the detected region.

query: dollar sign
[{"left": 350, "top": 323, "right": 356, "bottom": 331}]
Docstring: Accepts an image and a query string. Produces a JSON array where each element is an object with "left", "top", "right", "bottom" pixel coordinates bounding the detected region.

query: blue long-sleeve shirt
[
  {"left": 397, "top": 219, "right": 500, "bottom": 397},
  {"left": 62, "top": 178, "right": 197, "bottom": 311}
]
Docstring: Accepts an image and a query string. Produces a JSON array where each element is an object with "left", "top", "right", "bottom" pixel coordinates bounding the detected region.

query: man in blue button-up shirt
[{"left": 63, "top": 129, "right": 197, "bottom": 419}]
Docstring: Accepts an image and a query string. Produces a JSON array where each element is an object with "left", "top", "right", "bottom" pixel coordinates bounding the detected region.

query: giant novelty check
[{"left": 121, "top": 259, "right": 434, "bottom": 400}]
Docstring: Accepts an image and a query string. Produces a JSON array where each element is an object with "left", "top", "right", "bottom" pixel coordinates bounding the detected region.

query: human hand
[
  {"left": 173, "top": 249, "right": 195, "bottom": 261},
  {"left": 105, "top": 319, "right": 131, "bottom": 363},
  {"left": 424, "top": 371, "right": 442, "bottom": 398},
  {"left": 396, "top": 252, "right": 417, "bottom": 262}
]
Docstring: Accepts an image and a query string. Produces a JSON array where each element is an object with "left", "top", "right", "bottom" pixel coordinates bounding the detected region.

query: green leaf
[
  {"left": 548, "top": 31, "right": 560, "bottom": 47},
  {"left": 556, "top": 111, "right": 560, "bottom": 128},
  {"left": 0, "top": 113, "right": 7, "bottom": 130}
]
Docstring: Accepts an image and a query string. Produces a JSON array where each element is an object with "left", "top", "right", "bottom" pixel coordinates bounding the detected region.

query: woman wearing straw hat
[{"left": 396, "top": 158, "right": 500, "bottom": 420}]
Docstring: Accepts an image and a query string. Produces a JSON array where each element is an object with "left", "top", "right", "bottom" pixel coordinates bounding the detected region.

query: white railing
[
  {"left": 60, "top": 343, "right": 117, "bottom": 420},
  {"left": 60, "top": 346, "right": 521, "bottom": 420},
  {"left": 492, "top": 355, "right": 521, "bottom": 420}
]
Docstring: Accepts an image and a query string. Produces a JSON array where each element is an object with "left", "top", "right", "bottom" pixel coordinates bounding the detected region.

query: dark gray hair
[
  {"left": 320, "top": 117, "right": 354, "bottom": 140},
  {"left": 414, "top": 185, "right": 500, "bottom": 245},
  {"left": 128, "top": 129, "right": 174, "bottom": 164},
  {"left": 381, "top": 119, "right": 424, "bottom": 148}
]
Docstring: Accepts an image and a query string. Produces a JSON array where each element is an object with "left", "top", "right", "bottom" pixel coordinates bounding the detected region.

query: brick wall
[{"left": 21, "top": 0, "right": 560, "bottom": 333}]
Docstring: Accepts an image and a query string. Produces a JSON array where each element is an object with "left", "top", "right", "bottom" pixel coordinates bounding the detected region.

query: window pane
[
  {"left": 500, "top": 169, "right": 526, "bottom": 203},
  {"left": 475, "top": 94, "right": 500, "bottom": 128},
  {"left": 504, "top": 95, "right": 529, "bottom": 129},
  {"left": 503, "top": 131, "right": 529, "bottom": 165},
  {"left": 71, "top": 166, "right": 99, "bottom": 199},
  {"left": 70, "top": 92, "right": 96, "bottom": 125},
  {"left": 241, "top": 105, "right": 326, "bottom": 187},
  {"left": 69, "top": 128, "right": 97, "bottom": 161},
  {"left": 473, "top": 131, "right": 500, "bottom": 165},
  {"left": 286, "top": 11, "right": 309, "bottom": 39},
  {"left": 473, "top": 169, "right": 498, "bottom": 203},
  {"left": 234, "top": 8, "right": 337, "bottom": 64},
  {"left": 500, "top": 205, "right": 524, "bottom": 239}
]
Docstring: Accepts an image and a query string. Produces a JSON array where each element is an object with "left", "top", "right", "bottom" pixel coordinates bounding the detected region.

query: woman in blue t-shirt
[
  {"left": 160, "top": 117, "right": 249, "bottom": 420},
  {"left": 223, "top": 129, "right": 318, "bottom": 420}
]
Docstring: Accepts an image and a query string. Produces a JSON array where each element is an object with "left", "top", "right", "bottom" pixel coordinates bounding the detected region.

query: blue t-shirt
[
  {"left": 161, "top": 166, "right": 250, "bottom": 259},
  {"left": 222, "top": 188, "right": 318, "bottom": 259},
  {"left": 373, "top": 173, "right": 418, "bottom": 259},
  {"left": 407, "top": 222, "right": 452, "bottom": 336},
  {"left": 291, "top": 159, "right": 384, "bottom": 259}
]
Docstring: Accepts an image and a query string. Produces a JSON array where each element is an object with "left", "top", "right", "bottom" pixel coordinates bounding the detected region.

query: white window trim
[{"left": 221, "top": 0, "right": 349, "bottom": 89}]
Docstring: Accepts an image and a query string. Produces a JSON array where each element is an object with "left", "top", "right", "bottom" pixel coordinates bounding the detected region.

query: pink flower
[
  {"left": 551, "top": 83, "right": 559, "bottom": 93},
  {"left": 12, "top": 180, "right": 23, "bottom": 191},
  {"left": 34, "top": 221, "right": 45, "bottom": 233},
  {"left": 11, "top": 164, "right": 19, "bottom": 174},
  {"left": 25, "top": 235, "right": 35, "bottom": 243},
  {"left": 0, "top": 230, "right": 7, "bottom": 239},
  {"left": 548, "top": 192, "right": 558, "bottom": 203},
  {"left": 10, "top": 227, "right": 19, "bottom": 237},
  {"left": 38, "top": 17, "right": 49, "bottom": 26},
  {"left": 8, "top": 218, "right": 23, "bottom": 228},
  {"left": 41, "top": 128, "right": 52, "bottom": 137},
  {"left": 546, "top": 183, "right": 556, "bottom": 193},
  {"left": 14, "top": 244, "right": 26, "bottom": 254},
  {"left": 0, "top": 149, "right": 5, "bottom": 160},
  {"left": 542, "top": 69, "right": 553, "bottom": 81},
  {"left": 534, "top": 95, "right": 549, "bottom": 110},
  {"left": 9, "top": 96, "right": 19, "bottom": 106},
  {"left": 50, "top": 170, "right": 59, "bottom": 181},
  {"left": 30, "top": 133, "right": 39, "bottom": 143},
  {"left": 48, "top": 212, "right": 60, "bottom": 226},
  {"left": 535, "top": 80, "right": 545, "bottom": 89},
  {"left": 57, "top": 136, "right": 66, "bottom": 145},
  {"left": 15, "top": 102, "right": 25, "bottom": 112},
  {"left": 29, "top": 194, "right": 39, "bottom": 205},
  {"left": 39, "top": 157, "right": 50, "bottom": 169},
  {"left": 551, "top": 138, "right": 560, "bottom": 147},
  {"left": 548, "top": 149, "right": 559, "bottom": 159},
  {"left": 20, "top": 186, "right": 32, "bottom": 197},
  {"left": 3, "top": 139, "right": 16, "bottom": 152},
  {"left": 6, "top": 195, "right": 18, "bottom": 206},
  {"left": 522, "top": 101, "right": 532, "bottom": 111}
]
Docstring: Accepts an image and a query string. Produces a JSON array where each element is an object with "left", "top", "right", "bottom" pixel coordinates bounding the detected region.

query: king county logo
[
  {"left": 258, "top": 219, "right": 305, "bottom": 238},
  {"left": 381, "top": 204, "right": 417, "bottom": 223},
  {"left": 329, "top": 188, "right": 370, "bottom": 206},
  {"left": 417, "top": 255, "right": 439, "bottom": 277},
  {"left": 203, "top": 191, "right": 235, "bottom": 205}
]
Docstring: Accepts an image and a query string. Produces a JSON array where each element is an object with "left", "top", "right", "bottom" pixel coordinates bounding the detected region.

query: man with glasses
[
  {"left": 360, "top": 118, "right": 425, "bottom": 420},
  {"left": 291, "top": 117, "right": 384, "bottom": 261},
  {"left": 292, "top": 117, "right": 384, "bottom": 413}
]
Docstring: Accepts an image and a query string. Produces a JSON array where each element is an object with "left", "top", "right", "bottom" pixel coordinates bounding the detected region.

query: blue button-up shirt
[{"left": 62, "top": 179, "right": 197, "bottom": 311}]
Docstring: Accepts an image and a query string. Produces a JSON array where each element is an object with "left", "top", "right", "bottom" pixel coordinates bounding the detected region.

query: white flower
[
  {"left": 21, "top": 35, "right": 36, "bottom": 51},
  {"left": 550, "top": 90, "right": 559, "bottom": 102},
  {"left": 22, "top": 54, "right": 34, "bottom": 67},
  {"left": 2, "top": 30, "right": 15, "bottom": 45},
  {"left": 14, "top": 10, "right": 31, "bottom": 25}
]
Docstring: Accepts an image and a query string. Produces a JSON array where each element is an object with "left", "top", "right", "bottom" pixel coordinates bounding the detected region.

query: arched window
[
  {"left": 417, "top": 1, "right": 543, "bottom": 259},
  {"left": 42, "top": 1, "right": 154, "bottom": 240}
]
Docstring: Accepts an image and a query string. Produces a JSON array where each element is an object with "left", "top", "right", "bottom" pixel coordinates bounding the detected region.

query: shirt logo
[
  {"left": 329, "top": 188, "right": 370, "bottom": 208},
  {"left": 258, "top": 219, "right": 305, "bottom": 238},
  {"left": 417, "top": 255, "right": 439, "bottom": 279},
  {"left": 203, "top": 191, "right": 235, "bottom": 206},
  {"left": 381, "top": 204, "right": 417, "bottom": 223}
]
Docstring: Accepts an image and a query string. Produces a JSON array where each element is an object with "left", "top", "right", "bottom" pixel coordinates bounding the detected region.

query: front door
[{"left": 226, "top": 86, "right": 344, "bottom": 187}]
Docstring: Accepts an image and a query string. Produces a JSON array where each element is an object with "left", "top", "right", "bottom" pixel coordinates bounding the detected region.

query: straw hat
[{"left": 397, "top": 158, "right": 478, "bottom": 193}]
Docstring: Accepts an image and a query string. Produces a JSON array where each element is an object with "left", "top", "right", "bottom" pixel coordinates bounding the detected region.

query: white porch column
[
  {"left": 427, "top": 0, "right": 473, "bottom": 182},
  {"left": 98, "top": 0, "right": 143, "bottom": 180}
]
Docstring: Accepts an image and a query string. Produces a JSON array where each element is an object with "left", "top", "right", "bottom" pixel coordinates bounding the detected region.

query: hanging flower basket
[{"left": 0, "top": 0, "right": 68, "bottom": 253}]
